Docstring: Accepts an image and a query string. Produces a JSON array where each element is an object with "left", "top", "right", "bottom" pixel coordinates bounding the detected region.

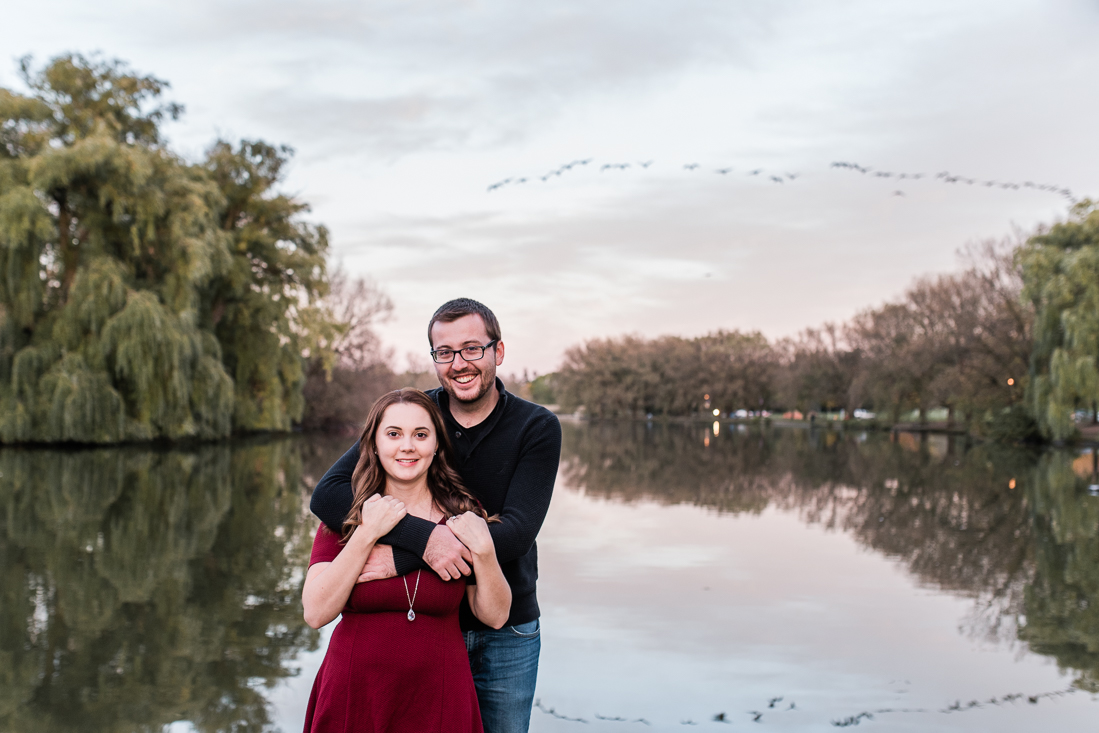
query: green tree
[
  {"left": 1019, "top": 202, "right": 1099, "bottom": 440},
  {"left": 0, "top": 54, "right": 334, "bottom": 443},
  {"left": 529, "top": 372, "right": 558, "bottom": 405}
]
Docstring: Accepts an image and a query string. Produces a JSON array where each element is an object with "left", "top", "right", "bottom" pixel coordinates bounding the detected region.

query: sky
[{"left": 3, "top": 0, "right": 1098, "bottom": 374}]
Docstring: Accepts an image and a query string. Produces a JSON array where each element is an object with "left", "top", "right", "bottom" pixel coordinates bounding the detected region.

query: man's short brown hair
[{"left": 427, "top": 298, "right": 502, "bottom": 347}]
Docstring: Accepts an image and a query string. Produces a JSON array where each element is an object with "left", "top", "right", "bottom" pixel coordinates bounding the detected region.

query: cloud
[
  {"left": 159, "top": 0, "right": 796, "bottom": 157},
  {"left": 244, "top": 92, "right": 481, "bottom": 160},
  {"left": 4, "top": 0, "right": 1099, "bottom": 375}
]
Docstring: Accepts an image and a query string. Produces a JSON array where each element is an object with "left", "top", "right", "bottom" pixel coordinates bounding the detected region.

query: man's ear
[{"left": 494, "top": 340, "right": 505, "bottom": 366}]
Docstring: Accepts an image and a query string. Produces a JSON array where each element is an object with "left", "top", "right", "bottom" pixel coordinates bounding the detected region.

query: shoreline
[{"left": 549, "top": 412, "right": 1099, "bottom": 448}]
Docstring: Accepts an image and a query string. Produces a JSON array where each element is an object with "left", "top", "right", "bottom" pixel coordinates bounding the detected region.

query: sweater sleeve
[
  {"left": 309, "top": 441, "right": 435, "bottom": 575},
  {"left": 310, "top": 442, "right": 359, "bottom": 531},
  {"left": 487, "top": 413, "right": 562, "bottom": 564}
]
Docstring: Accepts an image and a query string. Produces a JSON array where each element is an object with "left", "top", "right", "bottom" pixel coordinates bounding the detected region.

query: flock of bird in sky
[
  {"left": 485, "top": 159, "right": 1079, "bottom": 203},
  {"left": 831, "top": 161, "right": 1077, "bottom": 202}
]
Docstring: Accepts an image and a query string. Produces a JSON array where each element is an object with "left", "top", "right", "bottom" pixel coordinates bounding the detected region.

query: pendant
[{"left": 407, "top": 609, "right": 416, "bottom": 621}]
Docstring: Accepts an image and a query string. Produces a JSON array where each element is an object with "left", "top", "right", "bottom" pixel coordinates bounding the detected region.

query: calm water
[{"left": 1, "top": 423, "right": 1097, "bottom": 732}]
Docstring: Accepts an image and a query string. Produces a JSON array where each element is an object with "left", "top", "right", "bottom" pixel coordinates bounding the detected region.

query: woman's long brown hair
[{"left": 342, "top": 388, "right": 496, "bottom": 543}]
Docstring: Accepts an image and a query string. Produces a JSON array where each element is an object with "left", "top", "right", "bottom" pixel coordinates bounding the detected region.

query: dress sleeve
[{"left": 309, "top": 524, "right": 344, "bottom": 566}]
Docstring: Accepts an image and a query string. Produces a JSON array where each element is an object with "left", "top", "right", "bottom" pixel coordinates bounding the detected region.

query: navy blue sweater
[{"left": 310, "top": 379, "right": 562, "bottom": 631}]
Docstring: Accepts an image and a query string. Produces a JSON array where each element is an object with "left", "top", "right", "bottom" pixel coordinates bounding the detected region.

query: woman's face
[{"left": 374, "top": 402, "right": 438, "bottom": 485}]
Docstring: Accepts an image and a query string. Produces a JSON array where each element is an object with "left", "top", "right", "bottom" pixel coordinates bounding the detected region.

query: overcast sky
[{"left": 4, "top": 0, "right": 1098, "bottom": 375}]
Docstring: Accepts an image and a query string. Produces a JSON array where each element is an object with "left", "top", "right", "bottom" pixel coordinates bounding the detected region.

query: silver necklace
[{"left": 402, "top": 570, "right": 422, "bottom": 621}]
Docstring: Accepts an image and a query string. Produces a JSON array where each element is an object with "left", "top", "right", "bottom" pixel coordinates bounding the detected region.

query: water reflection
[
  {"left": 1023, "top": 451, "right": 1099, "bottom": 692},
  {"left": 560, "top": 421, "right": 1098, "bottom": 692},
  {"left": 0, "top": 439, "right": 319, "bottom": 732},
  {"left": 0, "top": 426, "right": 1096, "bottom": 732}
]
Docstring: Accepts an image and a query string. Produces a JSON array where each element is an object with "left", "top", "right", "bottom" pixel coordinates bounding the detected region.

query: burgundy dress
[{"left": 304, "top": 524, "right": 482, "bottom": 733}]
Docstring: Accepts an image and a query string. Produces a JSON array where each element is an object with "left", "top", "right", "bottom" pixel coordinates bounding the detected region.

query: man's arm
[
  {"left": 310, "top": 442, "right": 440, "bottom": 576},
  {"left": 310, "top": 442, "right": 358, "bottom": 531},
  {"left": 485, "top": 415, "right": 562, "bottom": 563},
  {"left": 418, "top": 415, "right": 560, "bottom": 576}
]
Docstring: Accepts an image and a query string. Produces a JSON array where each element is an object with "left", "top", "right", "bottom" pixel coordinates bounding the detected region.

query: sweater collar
[{"left": 435, "top": 377, "right": 509, "bottom": 433}]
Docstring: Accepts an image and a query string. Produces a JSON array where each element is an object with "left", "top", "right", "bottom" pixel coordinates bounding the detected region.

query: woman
[{"left": 301, "top": 388, "right": 511, "bottom": 733}]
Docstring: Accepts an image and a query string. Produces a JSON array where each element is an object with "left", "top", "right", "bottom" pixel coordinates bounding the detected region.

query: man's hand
[
  {"left": 424, "top": 524, "right": 473, "bottom": 580},
  {"left": 356, "top": 544, "right": 398, "bottom": 584}
]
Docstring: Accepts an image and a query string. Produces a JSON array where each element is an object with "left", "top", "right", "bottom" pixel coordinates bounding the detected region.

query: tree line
[
  {"left": 4, "top": 53, "right": 1096, "bottom": 445},
  {"left": 553, "top": 204, "right": 1099, "bottom": 442}
]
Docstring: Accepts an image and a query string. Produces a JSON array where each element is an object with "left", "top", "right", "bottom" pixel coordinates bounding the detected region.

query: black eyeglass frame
[{"left": 430, "top": 340, "right": 500, "bottom": 364}]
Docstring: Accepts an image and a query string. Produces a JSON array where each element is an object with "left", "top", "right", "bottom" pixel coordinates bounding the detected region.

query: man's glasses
[{"left": 430, "top": 340, "right": 499, "bottom": 364}]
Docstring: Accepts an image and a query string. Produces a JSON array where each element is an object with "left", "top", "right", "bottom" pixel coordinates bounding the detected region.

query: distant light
[
  {"left": 1009, "top": 478, "right": 1016, "bottom": 489},
  {"left": 704, "top": 394, "right": 710, "bottom": 400},
  {"left": 713, "top": 409, "right": 720, "bottom": 416},
  {"left": 1007, "top": 378, "right": 1015, "bottom": 386},
  {"left": 713, "top": 421, "right": 720, "bottom": 436}
]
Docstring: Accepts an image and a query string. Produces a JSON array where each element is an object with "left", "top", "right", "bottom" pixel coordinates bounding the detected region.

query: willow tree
[
  {"left": 1019, "top": 202, "right": 1099, "bottom": 440},
  {"left": 0, "top": 54, "right": 335, "bottom": 443}
]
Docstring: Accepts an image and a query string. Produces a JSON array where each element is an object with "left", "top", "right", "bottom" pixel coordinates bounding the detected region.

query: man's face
[{"left": 431, "top": 314, "right": 504, "bottom": 404}]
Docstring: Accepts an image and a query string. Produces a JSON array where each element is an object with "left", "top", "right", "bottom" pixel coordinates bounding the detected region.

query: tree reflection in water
[
  {"left": 1, "top": 428, "right": 1095, "bottom": 731},
  {"left": 0, "top": 439, "right": 319, "bottom": 733},
  {"left": 1022, "top": 451, "right": 1099, "bottom": 692},
  {"left": 560, "top": 421, "right": 1099, "bottom": 693}
]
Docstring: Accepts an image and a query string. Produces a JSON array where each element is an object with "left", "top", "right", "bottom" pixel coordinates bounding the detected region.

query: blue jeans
[{"left": 465, "top": 619, "right": 541, "bottom": 733}]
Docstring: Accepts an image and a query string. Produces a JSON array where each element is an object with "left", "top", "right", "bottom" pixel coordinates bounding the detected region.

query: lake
[{"left": 1, "top": 421, "right": 1096, "bottom": 732}]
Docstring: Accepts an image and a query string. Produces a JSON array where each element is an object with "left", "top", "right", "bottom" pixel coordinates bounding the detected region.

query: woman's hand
[
  {"left": 357, "top": 494, "right": 406, "bottom": 542},
  {"left": 446, "top": 511, "right": 495, "bottom": 558},
  {"left": 450, "top": 512, "right": 511, "bottom": 629}
]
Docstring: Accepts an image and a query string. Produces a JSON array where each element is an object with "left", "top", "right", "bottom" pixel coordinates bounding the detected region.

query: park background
[{"left": 3, "top": 1, "right": 1099, "bottom": 731}]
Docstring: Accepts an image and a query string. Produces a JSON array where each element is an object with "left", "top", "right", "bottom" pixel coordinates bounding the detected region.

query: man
[{"left": 310, "top": 298, "right": 561, "bottom": 733}]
